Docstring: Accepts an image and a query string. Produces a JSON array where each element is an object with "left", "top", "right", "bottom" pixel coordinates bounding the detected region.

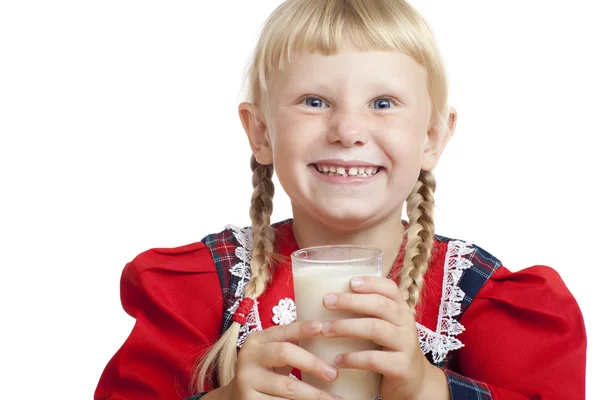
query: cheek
[
  {"left": 271, "top": 117, "right": 322, "bottom": 159},
  {"left": 271, "top": 132, "right": 303, "bottom": 163},
  {"left": 377, "top": 129, "right": 427, "bottom": 194},
  {"left": 382, "top": 131, "right": 425, "bottom": 166}
]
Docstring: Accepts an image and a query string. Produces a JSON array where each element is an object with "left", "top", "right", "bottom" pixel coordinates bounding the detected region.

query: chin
[{"left": 316, "top": 207, "right": 380, "bottom": 229}]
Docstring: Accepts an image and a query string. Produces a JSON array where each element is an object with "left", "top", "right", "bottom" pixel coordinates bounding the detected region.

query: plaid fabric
[
  {"left": 445, "top": 370, "right": 493, "bottom": 400},
  {"left": 200, "top": 227, "right": 238, "bottom": 335},
  {"left": 455, "top": 241, "right": 502, "bottom": 313}
]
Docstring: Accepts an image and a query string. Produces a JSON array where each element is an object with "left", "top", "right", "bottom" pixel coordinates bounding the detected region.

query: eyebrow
[
  {"left": 365, "top": 82, "right": 413, "bottom": 98},
  {"left": 288, "top": 80, "right": 410, "bottom": 93}
]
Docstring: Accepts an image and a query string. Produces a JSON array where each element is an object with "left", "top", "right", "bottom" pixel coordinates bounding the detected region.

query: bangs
[
  {"left": 245, "top": 0, "right": 448, "bottom": 127},
  {"left": 260, "top": 0, "right": 428, "bottom": 87}
]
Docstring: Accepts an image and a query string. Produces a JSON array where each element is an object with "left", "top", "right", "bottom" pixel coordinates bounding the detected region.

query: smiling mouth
[{"left": 310, "top": 164, "right": 383, "bottom": 177}]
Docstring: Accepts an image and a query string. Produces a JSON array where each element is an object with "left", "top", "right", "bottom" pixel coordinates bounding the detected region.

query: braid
[
  {"left": 192, "top": 155, "right": 277, "bottom": 392},
  {"left": 245, "top": 155, "right": 277, "bottom": 298},
  {"left": 399, "top": 169, "right": 437, "bottom": 314}
]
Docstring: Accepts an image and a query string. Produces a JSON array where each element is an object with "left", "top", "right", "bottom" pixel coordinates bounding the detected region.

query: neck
[{"left": 290, "top": 203, "right": 406, "bottom": 278}]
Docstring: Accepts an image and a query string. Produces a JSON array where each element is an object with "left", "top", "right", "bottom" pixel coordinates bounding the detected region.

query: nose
[{"left": 327, "top": 109, "right": 369, "bottom": 147}]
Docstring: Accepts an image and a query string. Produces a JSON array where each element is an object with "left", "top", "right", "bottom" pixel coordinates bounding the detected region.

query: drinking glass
[{"left": 291, "top": 245, "right": 383, "bottom": 400}]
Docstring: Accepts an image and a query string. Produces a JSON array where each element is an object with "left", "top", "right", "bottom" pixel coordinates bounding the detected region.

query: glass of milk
[{"left": 291, "top": 245, "right": 383, "bottom": 400}]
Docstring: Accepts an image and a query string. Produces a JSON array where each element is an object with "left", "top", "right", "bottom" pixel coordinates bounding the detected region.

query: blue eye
[
  {"left": 373, "top": 98, "right": 393, "bottom": 109},
  {"left": 303, "top": 97, "right": 326, "bottom": 108},
  {"left": 300, "top": 96, "right": 396, "bottom": 109}
]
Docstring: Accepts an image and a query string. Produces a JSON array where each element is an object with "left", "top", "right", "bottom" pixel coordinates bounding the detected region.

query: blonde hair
[{"left": 193, "top": 0, "right": 448, "bottom": 392}]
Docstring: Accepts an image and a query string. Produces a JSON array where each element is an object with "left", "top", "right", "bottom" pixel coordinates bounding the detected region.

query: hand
[
  {"left": 222, "top": 320, "right": 343, "bottom": 400},
  {"left": 321, "top": 276, "right": 450, "bottom": 400}
]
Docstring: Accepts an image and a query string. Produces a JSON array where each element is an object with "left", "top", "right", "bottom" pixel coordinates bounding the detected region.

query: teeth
[{"left": 315, "top": 164, "right": 380, "bottom": 177}]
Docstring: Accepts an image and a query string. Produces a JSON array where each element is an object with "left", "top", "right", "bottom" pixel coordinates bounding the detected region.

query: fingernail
[
  {"left": 334, "top": 354, "right": 343, "bottom": 365},
  {"left": 350, "top": 277, "right": 363, "bottom": 288},
  {"left": 323, "top": 294, "right": 337, "bottom": 307},
  {"left": 324, "top": 365, "right": 337, "bottom": 380},
  {"left": 322, "top": 321, "right": 332, "bottom": 334},
  {"left": 309, "top": 321, "right": 321, "bottom": 330}
]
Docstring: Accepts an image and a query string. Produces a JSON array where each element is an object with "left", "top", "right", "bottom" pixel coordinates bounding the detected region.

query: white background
[{"left": 0, "top": 0, "right": 598, "bottom": 398}]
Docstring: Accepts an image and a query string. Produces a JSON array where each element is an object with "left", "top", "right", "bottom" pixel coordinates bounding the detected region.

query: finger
[
  {"left": 254, "top": 370, "right": 342, "bottom": 400},
  {"left": 349, "top": 276, "right": 404, "bottom": 303},
  {"left": 250, "top": 320, "right": 322, "bottom": 344},
  {"left": 260, "top": 341, "right": 339, "bottom": 383},
  {"left": 323, "top": 292, "right": 405, "bottom": 325},
  {"left": 322, "top": 318, "right": 409, "bottom": 350},
  {"left": 335, "top": 350, "right": 403, "bottom": 377}
]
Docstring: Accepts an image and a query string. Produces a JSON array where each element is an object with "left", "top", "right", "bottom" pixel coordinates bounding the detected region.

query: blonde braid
[
  {"left": 192, "top": 155, "right": 276, "bottom": 392},
  {"left": 244, "top": 155, "right": 277, "bottom": 299},
  {"left": 399, "top": 169, "right": 437, "bottom": 314}
]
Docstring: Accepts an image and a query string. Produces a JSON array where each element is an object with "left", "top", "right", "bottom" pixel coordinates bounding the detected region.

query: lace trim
[
  {"left": 417, "top": 239, "right": 474, "bottom": 363},
  {"left": 225, "top": 224, "right": 263, "bottom": 348}
]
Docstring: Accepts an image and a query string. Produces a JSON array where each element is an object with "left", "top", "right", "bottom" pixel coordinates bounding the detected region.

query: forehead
[{"left": 268, "top": 49, "right": 428, "bottom": 94}]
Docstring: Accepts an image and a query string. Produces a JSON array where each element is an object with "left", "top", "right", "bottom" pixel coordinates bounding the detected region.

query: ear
[
  {"left": 421, "top": 107, "right": 457, "bottom": 171},
  {"left": 238, "top": 102, "right": 273, "bottom": 165}
]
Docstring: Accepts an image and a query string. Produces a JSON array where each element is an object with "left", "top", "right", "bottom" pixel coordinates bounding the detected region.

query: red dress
[{"left": 94, "top": 219, "right": 586, "bottom": 399}]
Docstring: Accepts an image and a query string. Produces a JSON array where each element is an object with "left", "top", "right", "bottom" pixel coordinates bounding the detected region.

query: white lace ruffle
[
  {"left": 225, "top": 224, "right": 263, "bottom": 348},
  {"left": 417, "top": 239, "right": 474, "bottom": 363}
]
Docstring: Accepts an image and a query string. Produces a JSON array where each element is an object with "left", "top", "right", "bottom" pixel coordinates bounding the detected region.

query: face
[{"left": 240, "top": 48, "right": 454, "bottom": 229}]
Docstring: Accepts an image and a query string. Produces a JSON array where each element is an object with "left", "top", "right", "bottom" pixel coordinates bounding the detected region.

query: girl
[{"left": 95, "top": 0, "right": 586, "bottom": 399}]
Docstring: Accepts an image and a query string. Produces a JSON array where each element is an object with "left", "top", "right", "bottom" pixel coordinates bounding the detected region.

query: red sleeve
[
  {"left": 451, "top": 265, "right": 586, "bottom": 399},
  {"left": 94, "top": 242, "right": 223, "bottom": 400}
]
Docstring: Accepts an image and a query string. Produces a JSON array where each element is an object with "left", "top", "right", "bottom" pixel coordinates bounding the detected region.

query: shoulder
[
  {"left": 120, "top": 240, "right": 222, "bottom": 317},
  {"left": 117, "top": 226, "right": 256, "bottom": 335},
  {"left": 432, "top": 233, "right": 503, "bottom": 299},
  {"left": 481, "top": 264, "right": 581, "bottom": 312},
  {"left": 435, "top": 231, "right": 583, "bottom": 320},
  {"left": 120, "top": 223, "right": 252, "bottom": 308},
  {"left": 123, "top": 241, "right": 215, "bottom": 285},
  {"left": 121, "top": 222, "right": 259, "bottom": 301},
  {"left": 433, "top": 232, "right": 578, "bottom": 306},
  {"left": 434, "top": 232, "right": 503, "bottom": 272},
  {"left": 124, "top": 223, "right": 251, "bottom": 281}
]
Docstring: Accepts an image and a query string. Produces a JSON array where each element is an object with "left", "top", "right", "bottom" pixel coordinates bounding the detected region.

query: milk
[{"left": 293, "top": 265, "right": 381, "bottom": 400}]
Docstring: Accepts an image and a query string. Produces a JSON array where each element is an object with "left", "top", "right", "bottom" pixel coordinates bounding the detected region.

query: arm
[
  {"left": 444, "top": 265, "right": 586, "bottom": 400},
  {"left": 94, "top": 243, "right": 223, "bottom": 400}
]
